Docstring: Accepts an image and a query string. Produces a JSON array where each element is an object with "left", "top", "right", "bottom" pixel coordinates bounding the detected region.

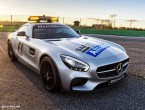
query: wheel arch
[
  {"left": 39, "top": 53, "right": 63, "bottom": 91},
  {"left": 39, "top": 54, "right": 60, "bottom": 76},
  {"left": 7, "top": 39, "right": 11, "bottom": 44},
  {"left": 7, "top": 39, "right": 14, "bottom": 48},
  {"left": 39, "top": 54, "right": 54, "bottom": 67}
]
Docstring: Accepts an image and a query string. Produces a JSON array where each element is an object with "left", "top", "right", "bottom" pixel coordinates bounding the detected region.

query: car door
[
  {"left": 16, "top": 25, "right": 31, "bottom": 64},
  {"left": 16, "top": 25, "right": 38, "bottom": 71}
]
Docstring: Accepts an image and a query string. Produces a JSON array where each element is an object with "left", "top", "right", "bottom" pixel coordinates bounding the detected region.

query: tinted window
[{"left": 33, "top": 25, "right": 79, "bottom": 39}]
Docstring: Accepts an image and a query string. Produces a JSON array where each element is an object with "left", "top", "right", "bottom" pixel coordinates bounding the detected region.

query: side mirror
[
  {"left": 76, "top": 30, "right": 81, "bottom": 34},
  {"left": 17, "top": 31, "right": 29, "bottom": 38},
  {"left": 17, "top": 31, "right": 26, "bottom": 36}
]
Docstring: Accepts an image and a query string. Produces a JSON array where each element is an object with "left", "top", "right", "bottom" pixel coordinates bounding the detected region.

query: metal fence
[{"left": 0, "top": 15, "right": 145, "bottom": 29}]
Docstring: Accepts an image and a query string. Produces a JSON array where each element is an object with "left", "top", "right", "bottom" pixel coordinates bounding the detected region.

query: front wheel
[
  {"left": 40, "top": 57, "right": 60, "bottom": 92},
  {"left": 8, "top": 41, "right": 17, "bottom": 61}
]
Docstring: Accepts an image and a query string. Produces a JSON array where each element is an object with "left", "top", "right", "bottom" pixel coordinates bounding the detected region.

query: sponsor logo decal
[
  {"left": 86, "top": 45, "right": 110, "bottom": 57},
  {"left": 36, "top": 25, "right": 67, "bottom": 29}
]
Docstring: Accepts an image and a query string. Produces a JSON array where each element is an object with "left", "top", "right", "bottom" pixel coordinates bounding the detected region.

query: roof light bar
[{"left": 28, "top": 15, "right": 59, "bottom": 23}]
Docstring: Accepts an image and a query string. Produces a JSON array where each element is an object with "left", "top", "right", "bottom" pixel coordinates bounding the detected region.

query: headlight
[{"left": 61, "top": 55, "right": 89, "bottom": 72}]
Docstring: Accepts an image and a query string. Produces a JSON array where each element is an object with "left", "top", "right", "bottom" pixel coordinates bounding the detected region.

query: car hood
[{"left": 44, "top": 36, "right": 126, "bottom": 60}]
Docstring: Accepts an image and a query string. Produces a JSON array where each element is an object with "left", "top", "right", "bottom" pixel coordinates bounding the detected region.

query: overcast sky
[{"left": 0, "top": 0, "right": 145, "bottom": 20}]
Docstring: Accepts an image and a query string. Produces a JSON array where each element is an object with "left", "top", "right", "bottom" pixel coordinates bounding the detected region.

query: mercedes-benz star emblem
[{"left": 116, "top": 63, "right": 123, "bottom": 74}]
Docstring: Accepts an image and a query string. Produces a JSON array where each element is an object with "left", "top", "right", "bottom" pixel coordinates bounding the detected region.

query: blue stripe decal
[{"left": 86, "top": 45, "right": 110, "bottom": 57}]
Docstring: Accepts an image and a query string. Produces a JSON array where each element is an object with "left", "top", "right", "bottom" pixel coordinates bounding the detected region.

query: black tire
[
  {"left": 8, "top": 41, "right": 17, "bottom": 61},
  {"left": 40, "top": 56, "right": 60, "bottom": 92}
]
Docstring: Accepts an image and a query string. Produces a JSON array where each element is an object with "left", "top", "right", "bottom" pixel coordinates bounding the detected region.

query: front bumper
[
  {"left": 71, "top": 69, "right": 127, "bottom": 91},
  {"left": 56, "top": 54, "right": 129, "bottom": 91}
]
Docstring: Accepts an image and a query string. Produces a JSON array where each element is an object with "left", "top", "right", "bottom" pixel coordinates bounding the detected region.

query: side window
[{"left": 18, "top": 25, "right": 30, "bottom": 37}]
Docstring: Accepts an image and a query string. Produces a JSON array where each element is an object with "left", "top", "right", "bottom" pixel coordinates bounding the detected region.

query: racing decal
[
  {"left": 76, "top": 45, "right": 88, "bottom": 51},
  {"left": 35, "top": 25, "right": 68, "bottom": 29},
  {"left": 86, "top": 45, "right": 110, "bottom": 57},
  {"left": 18, "top": 42, "right": 23, "bottom": 55},
  {"left": 82, "top": 47, "right": 90, "bottom": 53},
  {"left": 75, "top": 43, "right": 94, "bottom": 52}
]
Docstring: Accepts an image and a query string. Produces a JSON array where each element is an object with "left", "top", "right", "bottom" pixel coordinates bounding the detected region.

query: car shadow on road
[{"left": 12, "top": 61, "right": 143, "bottom": 110}]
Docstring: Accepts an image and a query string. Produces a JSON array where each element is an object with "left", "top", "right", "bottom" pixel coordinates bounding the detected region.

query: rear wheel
[
  {"left": 40, "top": 57, "right": 60, "bottom": 92},
  {"left": 8, "top": 41, "right": 17, "bottom": 61}
]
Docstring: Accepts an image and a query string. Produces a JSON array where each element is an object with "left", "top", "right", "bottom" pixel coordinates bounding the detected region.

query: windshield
[{"left": 33, "top": 25, "right": 79, "bottom": 39}]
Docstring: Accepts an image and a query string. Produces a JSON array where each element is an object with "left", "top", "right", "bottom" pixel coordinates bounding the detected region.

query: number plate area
[{"left": 108, "top": 75, "right": 124, "bottom": 85}]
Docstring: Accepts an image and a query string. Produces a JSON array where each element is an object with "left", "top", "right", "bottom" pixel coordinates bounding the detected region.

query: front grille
[{"left": 97, "top": 58, "right": 129, "bottom": 78}]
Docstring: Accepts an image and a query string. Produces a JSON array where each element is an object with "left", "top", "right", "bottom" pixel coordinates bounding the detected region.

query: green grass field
[
  {"left": 0, "top": 25, "right": 145, "bottom": 37},
  {"left": 74, "top": 27, "right": 145, "bottom": 37},
  {"left": 0, "top": 25, "right": 20, "bottom": 32}
]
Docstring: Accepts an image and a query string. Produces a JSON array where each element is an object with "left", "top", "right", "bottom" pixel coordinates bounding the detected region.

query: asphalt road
[{"left": 0, "top": 32, "right": 145, "bottom": 110}]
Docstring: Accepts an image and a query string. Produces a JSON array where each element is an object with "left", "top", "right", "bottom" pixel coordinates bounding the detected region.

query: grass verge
[
  {"left": 74, "top": 27, "right": 145, "bottom": 37},
  {"left": 0, "top": 26, "right": 145, "bottom": 37},
  {"left": 0, "top": 25, "right": 20, "bottom": 32}
]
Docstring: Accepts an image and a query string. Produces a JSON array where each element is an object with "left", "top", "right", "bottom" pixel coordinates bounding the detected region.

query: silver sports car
[{"left": 7, "top": 22, "right": 129, "bottom": 92}]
